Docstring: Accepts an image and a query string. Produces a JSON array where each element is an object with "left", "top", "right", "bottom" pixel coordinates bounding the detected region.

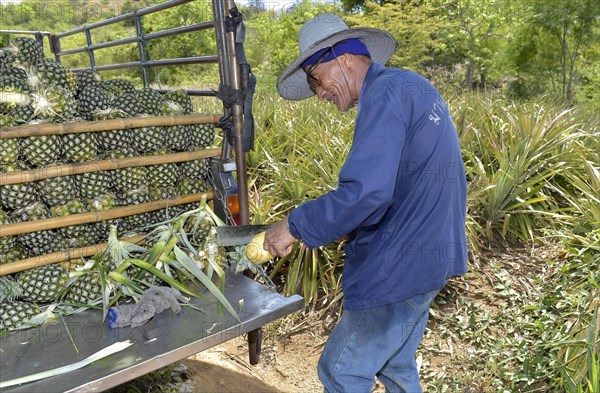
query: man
[{"left": 264, "top": 13, "right": 467, "bottom": 393}]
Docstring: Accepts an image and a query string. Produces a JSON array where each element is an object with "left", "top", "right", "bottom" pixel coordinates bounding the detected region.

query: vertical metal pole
[
  {"left": 134, "top": 13, "right": 149, "bottom": 87},
  {"left": 84, "top": 29, "right": 96, "bottom": 69},
  {"left": 212, "top": 0, "right": 233, "bottom": 160},
  {"left": 221, "top": 0, "right": 260, "bottom": 365},
  {"left": 49, "top": 35, "right": 61, "bottom": 63}
]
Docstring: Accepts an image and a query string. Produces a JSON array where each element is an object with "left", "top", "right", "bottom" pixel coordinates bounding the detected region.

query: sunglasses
[{"left": 304, "top": 41, "right": 347, "bottom": 94}]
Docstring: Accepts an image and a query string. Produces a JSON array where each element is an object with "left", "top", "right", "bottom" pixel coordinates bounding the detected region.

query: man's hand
[{"left": 264, "top": 217, "right": 297, "bottom": 257}]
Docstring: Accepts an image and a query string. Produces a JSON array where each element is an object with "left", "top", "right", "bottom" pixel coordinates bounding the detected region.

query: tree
[
  {"left": 438, "top": 0, "right": 511, "bottom": 88},
  {"left": 526, "top": 0, "right": 599, "bottom": 102}
]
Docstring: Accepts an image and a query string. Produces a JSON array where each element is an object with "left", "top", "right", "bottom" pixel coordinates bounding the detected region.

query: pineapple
[
  {"left": 147, "top": 148, "right": 180, "bottom": 188},
  {"left": 102, "top": 78, "right": 136, "bottom": 99},
  {"left": 92, "top": 108, "right": 133, "bottom": 151},
  {"left": 112, "top": 91, "right": 144, "bottom": 117},
  {"left": 136, "top": 87, "right": 165, "bottom": 116},
  {"left": 50, "top": 199, "right": 101, "bottom": 247},
  {"left": 7, "top": 104, "right": 35, "bottom": 124},
  {"left": 17, "top": 264, "right": 70, "bottom": 303},
  {"left": 0, "top": 301, "right": 41, "bottom": 331},
  {"left": 0, "top": 210, "right": 19, "bottom": 262},
  {"left": 75, "top": 170, "right": 113, "bottom": 200},
  {"left": 189, "top": 123, "right": 215, "bottom": 149},
  {"left": 0, "top": 115, "right": 19, "bottom": 163},
  {"left": 163, "top": 89, "right": 194, "bottom": 115},
  {"left": 29, "top": 59, "right": 78, "bottom": 94},
  {"left": 149, "top": 186, "right": 178, "bottom": 201},
  {"left": 87, "top": 193, "right": 118, "bottom": 240},
  {"left": 0, "top": 48, "right": 20, "bottom": 69},
  {"left": 11, "top": 202, "right": 57, "bottom": 257},
  {"left": 178, "top": 178, "right": 209, "bottom": 195},
  {"left": 35, "top": 165, "right": 77, "bottom": 206},
  {"left": 77, "top": 85, "right": 110, "bottom": 119},
  {"left": 179, "top": 158, "right": 209, "bottom": 180},
  {"left": 74, "top": 69, "right": 103, "bottom": 93},
  {"left": 0, "top": 75, "right": 32, "bottom": 113},
  {"left": 60, "top": 258, "right": 86, "bottom": 271},
  {"left": 162, "top": 90, "right": 195, "bottom": 151},
  {"left": 30, "top": 86, "right": 78, "bottom": 120},
  {"left": 109, "top": 150, "right": 146, "bottom": 192},
  {"left": 133, "top": 124, "right": 166, "bottom": 153},
  {"left": 8, "top": 36, "right": 44, "bottom": 66},
  {"left": 0, "top": 162, "right": 39, "bottom": 210},
  {"left": 165, "top": 124, "right": 192, "bottom": 152},
  {"left": 65, "top": 270, "right": 102, "bottom": 305},
  {"left": 62, "top": 132, "right": 98, "bottom": 162},
  {"left": 0, "top": 66, "right": 29, "bottom": 82},
  {"left": 20, "top": 131, "right": 62, "bottom": 167},
  {"left": 0, "top": 244, "right": 24, "bottom": 265},
  {"left": 117, "top": 187, "right": 156, "bottom": 232}
]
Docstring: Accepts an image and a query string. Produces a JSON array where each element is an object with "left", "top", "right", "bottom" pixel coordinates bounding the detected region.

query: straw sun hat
[{"left": 277, "top": 13, "right": 396, "bottom": 101}]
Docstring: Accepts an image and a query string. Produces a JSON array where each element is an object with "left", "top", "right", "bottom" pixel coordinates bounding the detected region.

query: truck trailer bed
[{"left": 0, "top": 273, "right": 303, "bottom": 392}]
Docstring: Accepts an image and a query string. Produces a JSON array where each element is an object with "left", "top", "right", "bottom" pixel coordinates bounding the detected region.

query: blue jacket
[{"left": 288, "top": 63, "right": 468, "bottom": 309}]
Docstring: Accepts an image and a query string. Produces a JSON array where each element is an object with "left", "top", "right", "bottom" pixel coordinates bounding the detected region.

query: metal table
[{"left": 0, "top": 273, "right": 304, "bottom": 392}]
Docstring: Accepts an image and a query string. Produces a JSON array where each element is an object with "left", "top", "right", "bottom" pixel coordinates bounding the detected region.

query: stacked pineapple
[{"left": 0, "top": 36, "right": 218, "bottom": 329}]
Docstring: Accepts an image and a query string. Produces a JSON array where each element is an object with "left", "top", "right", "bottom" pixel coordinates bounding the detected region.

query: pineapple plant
[
  {"left": 0, "top": 162, "right": 39, "bottom": 210},
  {"left": 17, "top": 264, "right": 70, "bottom": 303}
]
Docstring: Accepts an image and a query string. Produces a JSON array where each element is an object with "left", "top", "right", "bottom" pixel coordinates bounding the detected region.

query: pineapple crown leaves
[
  {"left": 100, "top": 225, "right": 147, "bottom": 270},
  {"left": 0, "top": 276, "right": 21, "bottom": 303}
]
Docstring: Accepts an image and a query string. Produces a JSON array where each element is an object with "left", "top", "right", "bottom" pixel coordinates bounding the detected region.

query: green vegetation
[{"left": 2, "top": 0, "right": 598, "bottom": 391}]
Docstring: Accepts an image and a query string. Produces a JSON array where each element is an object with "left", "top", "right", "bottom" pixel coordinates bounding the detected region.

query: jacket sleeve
[{"left": 289, "top": 92, "right": 406, "bottom": 249}]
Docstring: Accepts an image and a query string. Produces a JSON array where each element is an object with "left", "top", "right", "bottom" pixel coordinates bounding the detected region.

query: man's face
[{"left": 305, "top": 56, "right": 355, "bottom": 112}]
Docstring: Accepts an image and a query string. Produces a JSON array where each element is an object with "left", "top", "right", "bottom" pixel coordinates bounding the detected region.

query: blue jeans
[{"left": 318, "top": 289, "right": 439, "bottom": 393}]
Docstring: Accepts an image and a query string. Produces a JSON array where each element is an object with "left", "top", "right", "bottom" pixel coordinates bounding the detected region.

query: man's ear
[{"left": 338, "top": 53, "right": 353, "bottom": 70}]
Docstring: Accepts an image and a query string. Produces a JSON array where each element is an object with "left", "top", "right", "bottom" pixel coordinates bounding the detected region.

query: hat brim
[{"left": 277, "top": 28, "right": 396, "bottom": 101}]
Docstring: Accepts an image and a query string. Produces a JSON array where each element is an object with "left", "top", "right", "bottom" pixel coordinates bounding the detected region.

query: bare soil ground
[{"left": 113, "top": 242, "right": 564, "bottom": 393}]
